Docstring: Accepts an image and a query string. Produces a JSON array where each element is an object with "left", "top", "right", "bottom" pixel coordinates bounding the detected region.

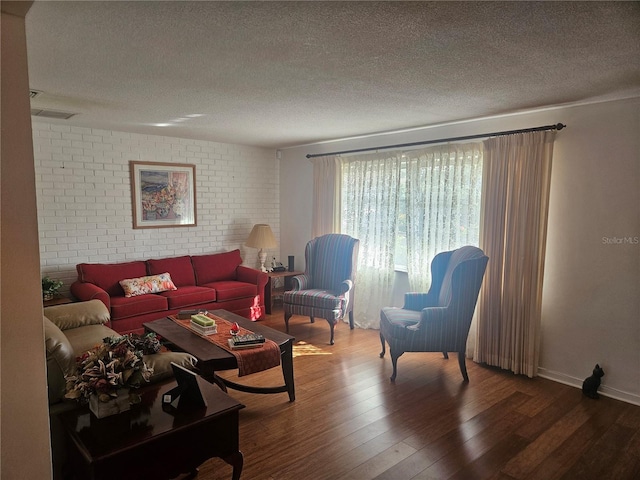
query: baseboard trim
[{"left": 537, "top": 367, "right": 640, "bottom": 406}]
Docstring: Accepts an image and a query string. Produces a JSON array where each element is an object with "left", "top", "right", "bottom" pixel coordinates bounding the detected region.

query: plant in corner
[
  {"left": 65, "top": 334, "right": 160, "bottom": 416},
  {"left": 42, "top": 276, "right": 64, "bottom": 301}
]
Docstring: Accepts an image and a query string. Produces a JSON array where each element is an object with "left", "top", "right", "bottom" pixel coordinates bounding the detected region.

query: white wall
[
  {"left": 279, "top": 97, "right": 640, "bottom": 405},
  {"left": 32, "top": 122, "right": 280, "bottom": 291},
  {"left": 540, "top": 98, "right": 639, "bottom": 404}
]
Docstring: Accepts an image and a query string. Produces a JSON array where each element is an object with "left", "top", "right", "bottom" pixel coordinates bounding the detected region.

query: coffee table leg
[
  {"left": 282, "top": 341, "right": 295, "bottom": 402},
  {"left": 212, "top": 374, "right": 228, "bottom": 393},
  {"left": 224, "top": 451, "right": 243, "bottom": 480}
]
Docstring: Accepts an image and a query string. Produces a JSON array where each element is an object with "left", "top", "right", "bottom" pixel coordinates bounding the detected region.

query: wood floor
[{"left": 196, "top": 309, "right": 640, "bottom": 480}]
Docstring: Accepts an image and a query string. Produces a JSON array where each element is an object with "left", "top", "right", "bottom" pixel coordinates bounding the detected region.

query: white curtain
[
  {"left": 311, "top": 156, "right": 341, "bottom": 238},
  {"left": 340, "top": 152, "right": 402, "bottom": 329},
  {"left": 474, "top": 131, "right": 556, "bottom": 377},
  {"left": 404, "top": 143, "right": 483, "bottom": 292}
]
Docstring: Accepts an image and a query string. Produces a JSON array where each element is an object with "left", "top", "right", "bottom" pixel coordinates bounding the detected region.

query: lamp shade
[{"left": 245, "top": 224, "right": 277, "bottom": 249}]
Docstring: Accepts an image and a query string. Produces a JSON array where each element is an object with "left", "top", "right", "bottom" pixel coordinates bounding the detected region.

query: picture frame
[
  {"left": 130, "top": 161, "right": 197, "bottom": 229},
  {"left": 162, "top": 362, "right": 208, "bottom": 409}
]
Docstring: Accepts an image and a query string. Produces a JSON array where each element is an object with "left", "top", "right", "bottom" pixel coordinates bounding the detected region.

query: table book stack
[
  {"left": 229, "top": 333, "right": 265, "bottom": 350},
  {"left": 190, "top": 314, "right": 217, "bottom": 336}
]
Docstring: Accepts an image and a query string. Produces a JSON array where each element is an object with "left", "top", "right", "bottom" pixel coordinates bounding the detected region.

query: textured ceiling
[{"left": 25, "top": 1, "right": 640, "bottom": 149}]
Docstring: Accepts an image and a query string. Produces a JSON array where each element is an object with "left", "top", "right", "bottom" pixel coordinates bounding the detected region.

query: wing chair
[
  {"left": 283, "top": 234, "right": 359, "bottom": 345},
  {"left": 380, "top": 245, "right": 488, "bottom": 382}
]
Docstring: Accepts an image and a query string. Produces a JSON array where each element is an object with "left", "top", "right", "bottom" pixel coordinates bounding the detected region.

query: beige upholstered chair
[
  {"left": 283, "top": 234, "right": 359, "bottom": 345},
  {"left": 380, "top": 246, "right": 488, "bottom": 381}
]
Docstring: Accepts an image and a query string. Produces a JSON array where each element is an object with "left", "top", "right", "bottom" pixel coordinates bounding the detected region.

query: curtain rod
[{"left": 306, "top": 123, "right": 566, "bottom": 159}]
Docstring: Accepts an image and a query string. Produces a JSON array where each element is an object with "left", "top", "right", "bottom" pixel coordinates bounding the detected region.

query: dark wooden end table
[
  {"left": 43, "top": 293, "right": 74, "bottom": 308},
  {"left": 144, "top": 309, "right": 296, "bottom": 402},
  {"left": 58, "top": 377, "right": 244, "bottom": 480},
  {"left": 265, "top": 270, "right": 303, "bottom": 313}
]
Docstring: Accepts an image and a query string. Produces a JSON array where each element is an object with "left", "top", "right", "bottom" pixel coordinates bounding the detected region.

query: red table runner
[{"left": 170, "top": 313, "right": 281, "bottom": 377}]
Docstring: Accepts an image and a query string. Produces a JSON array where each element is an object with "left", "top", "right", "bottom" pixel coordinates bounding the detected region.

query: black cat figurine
[{"left": 582, "top": 364, "right": 605, "bottom": 399}]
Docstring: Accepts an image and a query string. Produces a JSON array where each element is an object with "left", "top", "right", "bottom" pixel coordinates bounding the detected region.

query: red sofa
[{"left": 70, "top": 250, "right": 268, "bottom": 334}]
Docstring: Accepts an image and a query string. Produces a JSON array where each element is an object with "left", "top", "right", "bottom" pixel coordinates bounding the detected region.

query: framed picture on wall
[{"left": 130, "top": 161, "right": 197, "bottom": 229}]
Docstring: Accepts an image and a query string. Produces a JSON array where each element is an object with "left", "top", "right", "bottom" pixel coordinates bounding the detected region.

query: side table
[
  {"left": 58, "top": 377, "right": 245, "bottom": 480},
  {"left": 265, "top": 270, "right": 303, "bottom": 314},
  {"left": 43, "top": 293, "right": 74, "bottom": 308}
]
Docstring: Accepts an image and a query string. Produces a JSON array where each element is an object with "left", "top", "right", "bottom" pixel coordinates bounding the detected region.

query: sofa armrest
[
  {"left": 404, "top": 292, "right": 439, "bottom": 311},
  {"left": 236, "top": 265, "right": 268, "bottom": 287},
  {"left": 44, "top": 316, "right": 75, "bottom": 405},
  {"left": 236, "top": 265, "right": 268, "bottom": 300},
  {"left": 339, "top": 279, "right": 354, "bottom": 294},
  {"left": 143, "top": 352, "right": 198, "bottom": 383},
  {"left": 44, "top": 299, "right": 111, "bottom": 331},
  {"left": 70, "top": 281, "right": 110, "bottom": 310},
  {"left": 290, "top": 274, "right": 311, "bottom": 291}
]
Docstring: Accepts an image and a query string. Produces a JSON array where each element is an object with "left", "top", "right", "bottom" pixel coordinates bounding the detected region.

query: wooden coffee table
[
  {"left": 58, "top": 377, "right": 244, "bottom": 480},
  {"left": 144, "top": 309, "right": 296, "bottom": 402}
]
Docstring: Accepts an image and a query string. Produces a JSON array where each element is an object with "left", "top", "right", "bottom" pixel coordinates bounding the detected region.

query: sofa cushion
[
  {"left": 64, "top": 324, "right": 120, "bottom": 357},
  {"left": 202, "top": 280, "right": 257, "bottom": 302},
  {"left": 119, "top": 273, "right": 177, "bottom": 297},
  {"left": 147, "top": 256, "right": 196, "bottom": 287},
  {"left": 77, "top": 261, "right": 148, "bottom": 296},
  {"left": 143, "top": 351, "right": 197, "bottom": 383},
  {"left": 191, "top": 250, "right": 241, "bottom": 285},
  {"left": 110, "top": 294, "right": 168, "bottom": 321},
  {"left": 44, "top": 316, "right": 76, "bottom": 404},
  {"left": 44, "top": 299, "right": 110, "bottom": 331},
  {"left": 159, "top": 285, "right": 217, "bottom": 309}
]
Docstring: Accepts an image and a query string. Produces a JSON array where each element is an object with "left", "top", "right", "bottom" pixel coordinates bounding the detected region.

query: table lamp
[{"left": 245, "top": 224, "right": 277, "bottom": 272}]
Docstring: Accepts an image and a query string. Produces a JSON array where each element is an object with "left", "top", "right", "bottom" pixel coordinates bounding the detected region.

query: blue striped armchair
[
  {"left": 283, "top": 234, "right": 359, "bottom": 345},
  {"left": 380, "top": 246, "right": 488, "bottom": 382}
]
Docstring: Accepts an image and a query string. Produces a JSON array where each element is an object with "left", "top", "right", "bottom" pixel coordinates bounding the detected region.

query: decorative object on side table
[
  {"left": 65, "top": 333, "right": 160, "bottom": 418},
  {"left": 42, "top": 276, "right": 64, "bottom": 301},
  {"left": 245, "top": 223, "right": 277, "bottom": 272}
]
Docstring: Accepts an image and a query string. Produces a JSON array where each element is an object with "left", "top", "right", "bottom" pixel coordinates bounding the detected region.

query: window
[{"left": 341, "top": 142, "right": 482, "bottom": 292}]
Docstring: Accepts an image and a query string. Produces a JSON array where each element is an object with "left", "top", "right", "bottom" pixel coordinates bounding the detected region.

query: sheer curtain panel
[
  {"left": 474, "top": 131, "right": 556, "bottom": 377},
  {"left": 404, "top": 143, "right": 483, "bottom": 292},
  {"left": 341, "top": 153, "right": 402, "bottom": 328}
]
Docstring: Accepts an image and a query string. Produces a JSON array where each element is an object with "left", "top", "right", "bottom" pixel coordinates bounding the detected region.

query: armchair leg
[
  {"left": 390, "top": 350, "right": 403, "bottom": 382},
  {"left": 348, "top": 310, "right": 354, "bottom": 330},
  {"left": 310, "top": 316, "right": 315, "bottom": 324},
  {"left": 327, "top": 320, "right": 335, "bottom": 345},
  {"left": 458, "top": 350, "right": 469, "bottom": 382},
  {"left": 379, "top": 332, "right": 386, "bottom": 358},
  {"left": 284, "top": 312, "right": 292, "bottom": 333},
  {"left": 442, "top": 352, "right": 449, "bottom": 359}
]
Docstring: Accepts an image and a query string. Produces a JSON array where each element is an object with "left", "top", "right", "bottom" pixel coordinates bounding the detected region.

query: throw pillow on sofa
[{"left": 119, "top": 272, "right": 177, "bottom": 297}]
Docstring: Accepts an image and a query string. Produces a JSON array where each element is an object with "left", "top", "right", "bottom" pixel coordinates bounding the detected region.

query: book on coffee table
[
  {"left": 227, "top": 339, "right": 264, "bottom": 350},
  {"left": 189, "top": 314, "right": 217, "bottom": 335},
  {"left": 177, "top": 310, "right": 200, "bottom": 320},
  {"left": 231, "top": 333, "right": 265, "bottom": 346},
  {"left": 190, "top": 322, "right": 217, "bottom": 336}
]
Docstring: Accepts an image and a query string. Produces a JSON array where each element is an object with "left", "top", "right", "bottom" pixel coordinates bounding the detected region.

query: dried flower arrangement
[{"left": 65, "top": 333, "right": 160, "bottom": 404}]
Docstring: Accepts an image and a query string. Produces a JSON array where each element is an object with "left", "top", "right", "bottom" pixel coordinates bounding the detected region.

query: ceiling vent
[
  {"left": 29, "top": 89, "right": 42, "bottom": 99},
  {"left": 31, "top": 108, "right": 77, "bottom": 120}
]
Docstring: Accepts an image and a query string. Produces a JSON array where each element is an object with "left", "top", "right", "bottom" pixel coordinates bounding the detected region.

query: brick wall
[{"left": 32, "top": 121, "right": 279, "bottom": 292}]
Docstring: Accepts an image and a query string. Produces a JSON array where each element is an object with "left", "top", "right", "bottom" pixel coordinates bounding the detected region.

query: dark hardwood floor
[{"left": 196, "top": 309, "right": 640, "bottom": 480}]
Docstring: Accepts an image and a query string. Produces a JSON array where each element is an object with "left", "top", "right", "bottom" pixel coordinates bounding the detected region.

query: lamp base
[{"left": 258, "top": 249, "right": 268, "bottom": 272}]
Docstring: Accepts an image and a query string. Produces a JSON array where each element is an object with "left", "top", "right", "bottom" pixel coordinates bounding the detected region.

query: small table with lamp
[{"left": 265, "top": 270, "right": 303, "bottom": 314}]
